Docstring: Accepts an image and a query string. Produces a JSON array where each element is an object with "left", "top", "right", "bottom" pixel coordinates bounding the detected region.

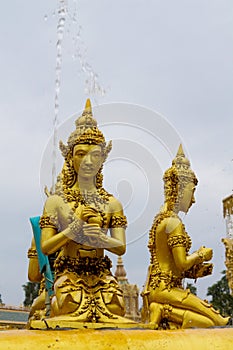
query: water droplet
[{"left": 44, "top": 14, "right": 48, "bottom": 21}]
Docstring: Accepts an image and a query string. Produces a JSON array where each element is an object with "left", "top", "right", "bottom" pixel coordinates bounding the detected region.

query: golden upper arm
[
  {"left": 165, "top": 217, "right": 187, "bottom": 252},
  {"left": 163, "top": 218, "right": 195, "bottom": 271},
  {"left": 40, "top": 227, "right": 57, "bottom": 254},
  {"left": 108, "top": 197, "right": 126, "bottom": 255}
]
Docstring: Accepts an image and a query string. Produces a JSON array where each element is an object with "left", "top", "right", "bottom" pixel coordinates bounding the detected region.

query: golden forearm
[
  {"left": 41, "top": 217, "right": 84, "bottom": 255},
  {"left": 107, "top": 227, "right": 126, "bottom": 255},
  {"left": 41, "top": 228, "right": 71, "bottom": 255},
  {"left": 27, "top": 239, "right": 42, "bottom": 282},
  {"left": 28, "top": 257, "right": 42, "bottom": 282},
  {"left": 173, "top": 247, "right": 201, "bottom": 271},
  {"left": 103, "top": 236, "right": 126, "bottom": 255}
]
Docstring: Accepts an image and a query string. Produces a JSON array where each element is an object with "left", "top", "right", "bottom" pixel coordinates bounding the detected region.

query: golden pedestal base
[
  {"left": 28, "top": 319, "right": 143, "bottom": 330},
  {"left": 0, "top": 328, "right": 233, "bottom": 350}
]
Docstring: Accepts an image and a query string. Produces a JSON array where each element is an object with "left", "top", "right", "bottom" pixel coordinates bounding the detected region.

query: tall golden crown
[
  {"left": 59, "top": 99, "right": 112, "bottom": 159},
  {"left": 56, "top": 99, "right": 112, "bottom": 190},
  {"left": 163, "top": 144, "right": 198, "bottom": 207}
]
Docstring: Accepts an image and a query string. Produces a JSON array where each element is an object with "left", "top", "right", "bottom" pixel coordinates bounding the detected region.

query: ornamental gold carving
[
  {"left": 142, "top": 145, "right": 229, "bottom": 329},
  {"left": 28, "top": 100, "right": 134, "bottom": 329}
]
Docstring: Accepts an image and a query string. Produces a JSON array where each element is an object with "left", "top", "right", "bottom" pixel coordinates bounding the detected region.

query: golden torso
[
  {"left": 154, "top": 218, "right": 186, "bottom": 280},
  {"left": 41, "top": 191, "right": 124, "bottom": 259},
  {"left": 147, "top": 213, "right": 191, "bottom": 292},
  {"left": 58, "top": 198, "right": 115, "bottom": 259}
]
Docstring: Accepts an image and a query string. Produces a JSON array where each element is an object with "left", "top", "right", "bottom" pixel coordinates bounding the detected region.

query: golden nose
[{"left": 84, "top": 154, "right": 92, "bottom": 164}]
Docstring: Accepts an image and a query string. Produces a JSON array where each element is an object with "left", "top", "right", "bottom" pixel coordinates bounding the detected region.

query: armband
[
  {"left": 111, "top": 215, "right": 127, "bottom": 228},
  {"left": 39, "top": 214, "right": 58, "bottom": 230},
  {"left": 27, "top": 248, "right": 37, "bottom": 259},
  {"left": 167, "top": 235, "right": 187, "bottom": 249}
]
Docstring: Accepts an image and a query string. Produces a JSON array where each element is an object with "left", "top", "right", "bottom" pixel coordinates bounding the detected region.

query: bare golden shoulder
[
  {"left": 44, "top": 194, "right": 63, "bottom": 211},
  {"left": 108, "top": 196, "right": 123, "bottom": 213},
  {"left": 161, "top": 216, "right": 183, "bottom": 235}
]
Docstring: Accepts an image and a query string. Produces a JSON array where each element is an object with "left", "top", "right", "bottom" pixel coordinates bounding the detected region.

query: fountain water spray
[
  {"left": 50, "top": 0, "right": 106, "bottom": 191},
  {"left": 69, "top": 1, "right": 106, "bottom": 98},
  {"left": 51, "top": 0, "right": 68, "bottom": 192}
]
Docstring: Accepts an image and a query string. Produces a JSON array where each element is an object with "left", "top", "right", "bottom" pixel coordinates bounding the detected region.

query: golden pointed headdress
[
  {"left": 171, "top": 144, "right": 192, "bottom": 175},
  {"left": 59, "top": 99, "right": 112, "bottom": 159},
  {"left": 163, "top": 144, "right": 198, "bottom": 207},
  {"left": 57, "top": 99, "right": 112, "bottom": 190}
]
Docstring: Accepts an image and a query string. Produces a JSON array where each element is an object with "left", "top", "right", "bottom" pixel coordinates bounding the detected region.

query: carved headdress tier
[
  {"left": 163, "top": 144, "right": 198, "bottom": 207},
  {"left": 59, "top": 99, "right": 112, "bottom": 159},
  {"left": 56, "top": 99, "right": 112, "bottom": 190}
]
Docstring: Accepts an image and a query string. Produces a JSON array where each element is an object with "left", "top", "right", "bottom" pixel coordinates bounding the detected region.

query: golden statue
[
  {"left": 141, "top": 145, "right": 230, "bottom": 329},
  {"left": 28, "top": 99, "right": 134, "bottom": 328},
  {"left": 222, "top": 194, "right": 233, "bottom": 294}
]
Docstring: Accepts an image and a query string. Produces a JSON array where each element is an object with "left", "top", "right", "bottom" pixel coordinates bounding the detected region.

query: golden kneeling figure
[{"left": 142, "top": 145, "right": 229, "bottom": 329}]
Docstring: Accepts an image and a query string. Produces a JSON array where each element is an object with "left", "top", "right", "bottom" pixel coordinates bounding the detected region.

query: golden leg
[
  {"left": 29, "top": 290, "right": 45, "bottom": 318},
  {"left": 106, "top": 303, "right": 125, "bottom": 317},
  {"left": 181, "top": 293, "right": 229, "bottom": 327},
  {"left": 149, "top": 302, "right": 163, "bottom": 327},
  {"left": 182, "top": 310, "right": 214, "bottom": 328}
]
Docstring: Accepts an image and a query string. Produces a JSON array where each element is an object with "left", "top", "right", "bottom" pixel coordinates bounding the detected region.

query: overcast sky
[{"left": 0, "top": 0, "right": 232, "bottom": 306}]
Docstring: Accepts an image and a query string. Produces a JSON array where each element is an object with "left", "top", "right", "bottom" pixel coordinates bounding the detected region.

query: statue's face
[
  {"left": 72, "top": 144, "right": 103, "bottom": 180},
  {"left": 179, "top": 182, "right": 196, "bottom": 213}
]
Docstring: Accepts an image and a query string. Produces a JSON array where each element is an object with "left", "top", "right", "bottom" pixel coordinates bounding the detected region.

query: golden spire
[
  {"left": 75, "top": 98, "right": 97, "bottom": 131},
  {"left": 166, "top": 143, "right": 196, "bottom": 182},
  {"left": 172, "top": 143, "right": 190, "bottom": 168},
  {"left": 85, "top": 98, "right": 91, "bottom": 110},
  {"left": 114, "top": 256, "right": 128, "bottom": 284},
  {"left": 59, "top": 98, "right": 110, "bottom": 159},
  {"left": 177, "top": 143, "right": 185, "bottom": 157}
]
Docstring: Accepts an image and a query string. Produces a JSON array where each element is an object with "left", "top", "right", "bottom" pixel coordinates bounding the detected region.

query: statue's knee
[
  {"left": 103, "top": 292, "right": 125, "bottom": 316},
  {"left": 107, "top": 302, "right": 125, "bottom": 316},
  {"left": 50, "top": 296, "right": 60, "bottom": 316},
  {"left": 149, "top": 302, "right": 163, "bottom": 325}
]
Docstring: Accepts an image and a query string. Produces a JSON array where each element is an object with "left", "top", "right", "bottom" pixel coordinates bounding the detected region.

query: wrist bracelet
[
  {"left": 27, "top": 248, "right": 37, "bottom": 259},
  {"left": 68, "top": 219, "right": 82, "bottom": 235}
]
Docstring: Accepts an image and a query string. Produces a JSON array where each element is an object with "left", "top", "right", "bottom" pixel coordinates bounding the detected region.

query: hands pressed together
[{"left": 67, "top": 206, "right": 108, "bottom": 247}]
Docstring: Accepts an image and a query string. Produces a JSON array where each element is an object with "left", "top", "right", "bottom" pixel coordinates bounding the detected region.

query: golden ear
[
  {"left": 59, "top": 140, "right": 69, "bottom": 158},
  {"left": 69, "top": 157, "right": 74, "bottom": 168},
  {"left": 103, "top": 140, "right": 112, "bottom": 162}
]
